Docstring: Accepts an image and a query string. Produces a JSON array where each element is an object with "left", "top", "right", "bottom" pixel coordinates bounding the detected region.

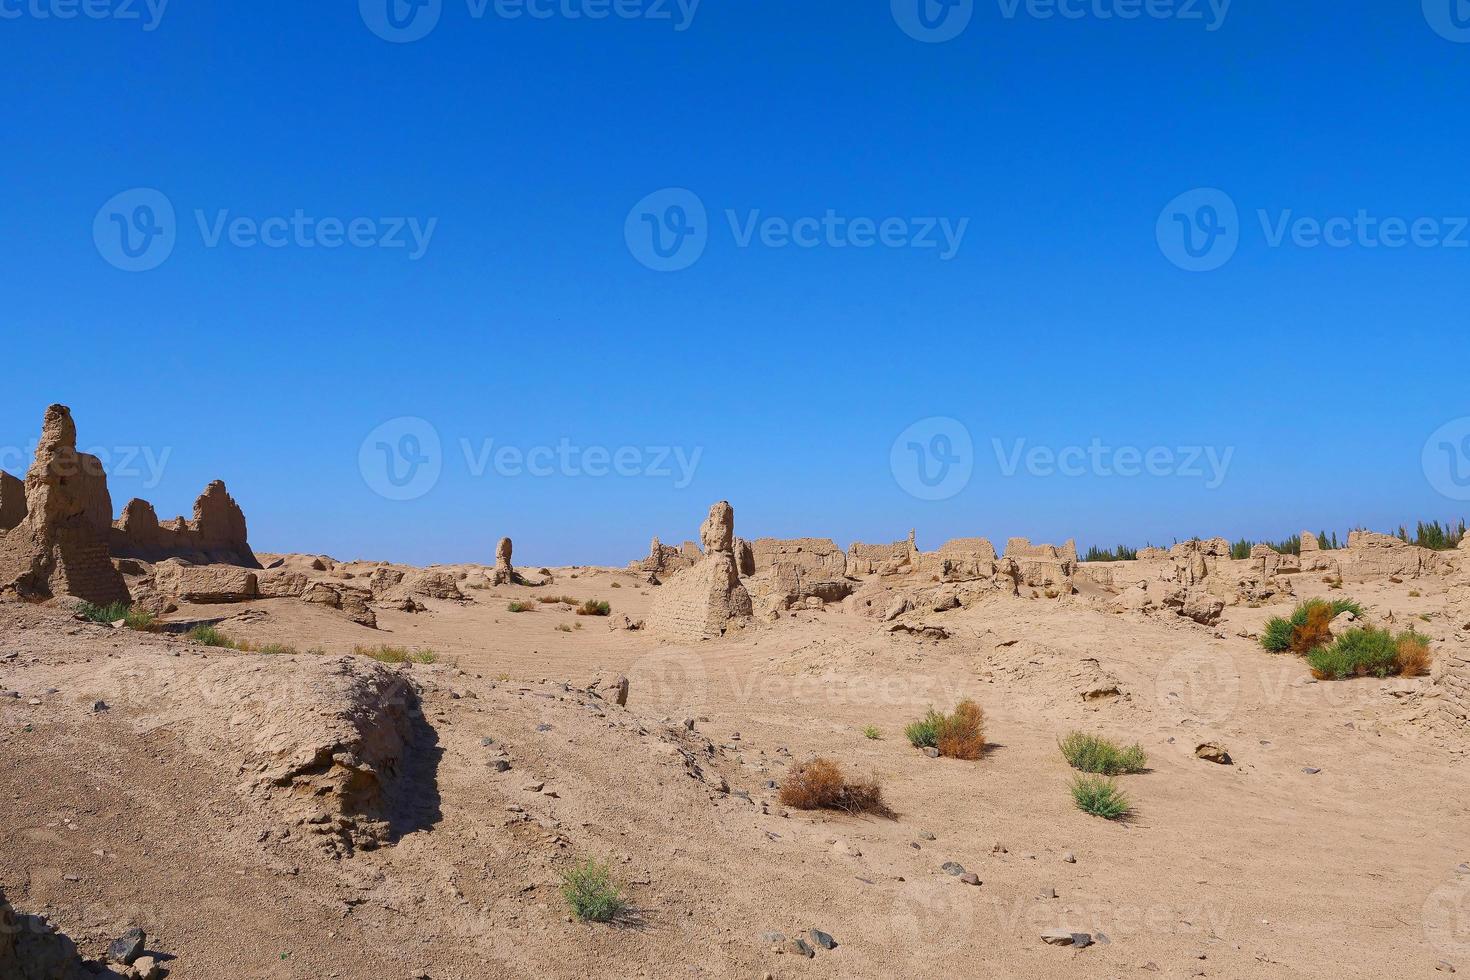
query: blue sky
[{"left": 3, "top": 1, "right": 1468, "bottom": 566}]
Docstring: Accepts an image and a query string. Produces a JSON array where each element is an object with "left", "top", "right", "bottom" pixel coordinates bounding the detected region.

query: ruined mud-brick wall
[
  {"left": 915, "top": 537, "right": 999, "bottom": 580},
  {"left": 1003, "top": 537, "right": 1078, "bottom": 590},
  {"left": 628, "top": 536, "right": 700, "bottom": 575},
  {"left": 0, "top": 471, "right": 25, "bottom": 532},
  {"left": 111, "top": 480, "right": 261, "bottom": 568},
  {"left": 1434, "top": 649, "right": 1470, "bottom": 722},
  {"left": 647, "top": 502, "right": 753, "bottom": 639},
  {"left": 750, "top": 537, "right": 845, "bottom": 576},
  {"left": 845, "top": 532, "right": 916, "bottom": 575}
]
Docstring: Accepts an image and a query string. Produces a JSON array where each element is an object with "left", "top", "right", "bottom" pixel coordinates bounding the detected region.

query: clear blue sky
[{"left": 3, "top": 1, "right": 1468, "bottom": 566}]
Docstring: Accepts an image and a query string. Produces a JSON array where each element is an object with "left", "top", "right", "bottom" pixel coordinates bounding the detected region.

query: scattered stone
[
  {"left": 788, "top": 937, "right": 815, "bottom": 958},
  {"left": 808, "top": 929, "right": 836, "bottom": 950},
  {"left": 941, "top": 861, "right": 965, "bottom": 876},
  {"left": 490, "top": 760, "right": 511, "bottom": 772},
  {"left": 133, "top": 954, "right": 160, "bottom": 979},
  {"left": 1302, "top": 767, "right": 1321, "bottom": 775},
  {"left": 760, "top": 931, "right": 786, "bottom": 945},
  {"left": 1437, "top": 961, "right": 1456, "bottom": 973},
  {"left": 959, "top": 872, "right": 981, "bottom": 886},
  {"left": 1039, "top": 886, "right": 1057, "bottom": 899},
  {"left": 923, "top": 747, "right": 940, "bottom": 758},
  {"left": 107, "top": 928, "right": 146, "bottom": 965},
  {"left": 1040, "top": 928, "right": 1092, "bottom": 947},
  {"left": 1062, "top": 851, "right": 1076, "bottom": 863},
  {"left": 92, "top": 700, "right": 109, "bottom": 712},
  {"left": 917, "top": 830, "right": 936, "bottom": 841}
]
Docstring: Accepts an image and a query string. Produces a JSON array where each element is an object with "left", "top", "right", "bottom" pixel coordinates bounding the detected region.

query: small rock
[
  {"left": 941, "top": 861, "right": 965, "bottom": 876},
  {"left": 1302, "top": 767, "right": 1321, "bottom": 775},
  {"left": 480, "top": 737, "right": 495, "bottom": 746},
  {"left": 133, "top": 955, "right": 159, "bottom": 980},
  {"left": 490, "top": 759, "right": 511, "bottom": 772},
  {"left": 1040, "top": 886, "right": 1057, "bottom": 899},
  {"left": 1194, "top": 742, "right": 1232, "bottom": 765},
  {"left": 788, "top": 937, "right": 815, "bottom": 958},
  {"left": 1041, "top": 928, "right": 1089, "bottom": 947},
  {"left": 92, "top": 700, "right": 109, "bottom": 712},
  {"left": 760, "top": 931, "right": 786, "bottom": 944},
  {"left": 107, "top": 928, "right": 146, "bottom": 965},
  {"left": 923, "top": 747, "right": 940, "bottom": 758},
  {"left": 808, "top": 929, "right": 836, "bottom": 950},
  {"left": 1062, "top": 852, "right": 1076, "bottom": 863},
  {"left": 959, "top": 872, "right": 981, "bottom": 886},
  {"left": 918, "top": 831, "right": 936, "bottom": 841},
  {"left": 1437, "top": 961, "right": 1456, "bottom": 973}
]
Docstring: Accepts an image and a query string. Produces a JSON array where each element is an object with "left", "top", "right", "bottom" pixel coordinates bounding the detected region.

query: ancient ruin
[
  {"left": 647, "top": 501, "right": 753, "bottom": 638},
  {"left": 0, "top": 405, "right": 130, "bottom": 605},
  {"left": 111, "top": 480, "right": 260, "bottom": 568},
  {"left": 491, "top": 536, "right": 516, "bottom": 585}
]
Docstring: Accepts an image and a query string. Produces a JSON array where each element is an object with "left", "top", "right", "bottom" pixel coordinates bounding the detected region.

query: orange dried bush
[
  {"left": 1395, "top": 632, "right": 1433, "bottom": 677},
  {"left": 1290, "top": 604, "right": 1335, "bottom": 654},
  {"left": 935, "top": 699, "right": 986, "bottom": 760},
  {"left": 779, "top": 758, "right": 887, "bottom": 815}
]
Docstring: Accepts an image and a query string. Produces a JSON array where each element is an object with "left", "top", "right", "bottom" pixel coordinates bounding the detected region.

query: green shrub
[
  {"left": 862, "top": 725, "right": 882, "bottom": 740},
  {"left": 122, "top": 607, "right": 158, "bottom": 632},
  {"left": 1308, "top": 627, "right": 1418, "bottom": 680},
  {"left": 1059, "top": 732, "right": 1147, "bottom": 775},
  {"left": 78, "top": 601, "right": 131, "bottom": 625},
  {"left": 352, "top": 644, "right": 436, "bottom": 664},
  {"left": 577, "top": 599, "right": 612, "bottom": 617},
  {"left": 186, "top": 625, "right": 235, "bottom": 648},
  {"left": 507, "top": 601, "right": 534, "bottom": 613},
  {"left": 904, "top": 709, "right": 942, "bottom": 749},
  {"left": 1070, "top": 775, "right": 1131, "bottom": 820},
  {"left": 560, "top": 860, "right": 628, "bottom": 923},
  {"left": 1261, "top": 598, "right": 1363, "bottom": 653}
]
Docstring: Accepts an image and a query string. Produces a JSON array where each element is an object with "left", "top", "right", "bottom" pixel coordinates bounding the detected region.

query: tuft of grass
[
  {"left": 352, "top": 644, "right": 437, "bottom": 664},
  {"left": 186, "top": 625, "right": 236, "bottom": 648},
  {"left": 779, "top": 758, "right": 888, "bottom": 815},
  {"left": 507, "top": 601, "right": 535, "bottom": 613},
  {"left": 254, "top": 643, "right": 300, "bottom": 656},
  {"left": 1307, "top": 627, "right": 1426, "bottom": 680},
  {"left": 1409, "top": 590, "right": 1422, "bottom": 598},
  {"left": 861, "top": 725, "right": 882, "bottom": 740},
  {"left": 904, "top": 709, "right": 942, "bottom": 749},
  {"left": 1059, "top": 732, "right": 1147, "bottom": 775},
  {"left": 556, "top": 623, "right": 574, "bottom": 633},
  {"left": 577, "top": 599, "right": 612, "bottom": 617},
  {"left": 610, "top": 581, "right": 622, "bottom": 589},
  {"left": 78, "top": 600, "right": 130, "bottom": 624},
  {"left": 1070, "top": 775, "right": 1132, "bottom": 820},
  {"left": 560, "top": 860, "right": 628, "bottom": 923}
]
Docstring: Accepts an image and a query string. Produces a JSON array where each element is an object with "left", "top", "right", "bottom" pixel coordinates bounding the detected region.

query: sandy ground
[{"left": 3, "top": 563, "right": 1468, "bottom": 979}]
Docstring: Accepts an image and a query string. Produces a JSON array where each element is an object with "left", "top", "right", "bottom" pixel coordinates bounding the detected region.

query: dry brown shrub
[
  {"left": 1291, "top": 604, "right": 1334, "bottom": 654},
  {"left": 779, "top": 758, "right": 888, "bottom": 815},
  {"left": 1395, "top": 633, "right": 1433, "bottom": 677},
  {"left": 935, "top": 699, "right": 986, "bottom": 760}
]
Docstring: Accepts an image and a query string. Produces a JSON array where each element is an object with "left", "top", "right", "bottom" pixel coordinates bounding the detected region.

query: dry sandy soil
[{"left": 3, "top": 561, "right": 1469, "bottom": 979}]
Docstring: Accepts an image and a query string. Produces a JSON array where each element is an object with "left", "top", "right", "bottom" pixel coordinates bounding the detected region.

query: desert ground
[{"left": 3, "top": 405, "right": 1470, "bottom": 979}]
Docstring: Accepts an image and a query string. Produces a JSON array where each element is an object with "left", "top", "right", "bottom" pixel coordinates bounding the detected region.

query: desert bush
[
  {"left": 1396, "top": 632, "right": 1433, "bottom": 677},
  {"left": 538, "top": 595, "right": 571, "bottom": 604},
  {"left": 1261, "top": 598, "right": 1363, "bottom": 653},
  {"left": 935, "top": 700, "right": 986, "bottom": 760},
  {"left": 577, "top": 599, "right": 612, "bottom": 617},
  {"left": 1070, "top": 775, "right": 1131, "bottom": 820},
  {"left": 1059, "top": 732, "right": 1147, "bottom": 775},
  {"left": 1306, "top": 627, "right": 1421, "bottom": 680},
  {"left": 556, "top": 623, "right": 573, "bottom": 633},
  {"left": 560, "top": 860, "right": 628, "bottom": 923},
  {"left": 78, "top": 601, "right": 136, "bottom": 625},
  {"left": 507, "top": 601, "right": 535, "bottom": 613},
  {"left": 862, "top": 726, "right": 882, "bottom": 740},
  {"left": 779, "top": 758, "right": 887, "bottom": 815},
  {"left": 610, "top": 581, "right": 622, "bottom": 588},
  {"left": 352, "top": 644, "right": 437, "bottom": 665}
]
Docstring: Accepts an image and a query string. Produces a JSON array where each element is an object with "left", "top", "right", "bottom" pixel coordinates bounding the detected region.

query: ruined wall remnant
[
  {"left": 0, "top": 470, "right": 25, "bottom": 532},
  {"left": 111, "top": 480, "right": 260, "bottom": 568},
  {"left": 845, "top": 531, "right": 916, "bottom": 576},
  {"left": 491, "top": 536, "right": 516, "bottom": 585},
  {"left": 647, "top": 501, "right": 753, "bottom": 639},
  {"left": 628, "top": 535, "right": 700, "bottom": 576},
  {"left": 1003, "top": 537, "right": 1077, "bottom": 590},
  {"left": 0, "top": 404, "right": 130, "bottom": 605}
]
